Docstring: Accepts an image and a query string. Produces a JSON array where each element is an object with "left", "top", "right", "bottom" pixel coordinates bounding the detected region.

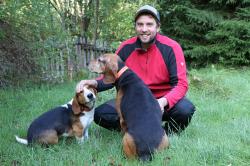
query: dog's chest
[{"left": 79, "top": 109, "right": 94, "bottom": 128}]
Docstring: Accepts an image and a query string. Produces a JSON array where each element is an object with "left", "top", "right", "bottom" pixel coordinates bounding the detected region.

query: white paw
[
  {"left": 83, "top": 129, "right": 89, "bottom": 140},
  {"left": 76, "top": 137, "right": 85, "bottom": 144}
]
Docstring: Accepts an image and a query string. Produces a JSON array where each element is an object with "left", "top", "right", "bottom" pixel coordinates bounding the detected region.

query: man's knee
[
  {"left": 94, "top": 100, "right": 121, "bottom": 131},
  {"left": 94, "top": 103, "right": 117, "bottom": 122},
  {"left": 163, "top": 98, "right": 195, "bottom": 133},
  {"left": 174, "top": 97, "right": 195, "bottom": 119}
]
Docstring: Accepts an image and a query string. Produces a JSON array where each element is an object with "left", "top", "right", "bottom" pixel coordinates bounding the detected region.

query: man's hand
[
  {"left": 75, "top": 80, "right": 98, "bottom": 93},
  {"left": 157, "top": 97, "right": 168, "bottom": 114}
]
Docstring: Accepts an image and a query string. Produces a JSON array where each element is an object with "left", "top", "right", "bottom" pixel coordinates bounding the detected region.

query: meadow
[{"left": 0, "top": 66, "right": 249, "bottom": 166}]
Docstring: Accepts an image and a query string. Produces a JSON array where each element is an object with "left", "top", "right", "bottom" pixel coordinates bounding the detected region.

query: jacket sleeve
[
  {"left": 164, "top": 43, "right": 188, "bottom": 110},
  {"left": 95, "top": 75, "right": 114, "bottom": 92}
]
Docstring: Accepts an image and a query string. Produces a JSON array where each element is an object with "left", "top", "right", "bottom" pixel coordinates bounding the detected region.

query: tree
[
  {"left": 0, "top": 0, "right": 99, "bottom": 86},
  {"left": 159, "top": 0, "right": 250, "bottom": 66}
]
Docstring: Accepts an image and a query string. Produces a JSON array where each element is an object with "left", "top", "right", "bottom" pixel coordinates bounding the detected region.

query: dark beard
[{"left": 139, "top": 35, "right": 156, "bottom": 44}]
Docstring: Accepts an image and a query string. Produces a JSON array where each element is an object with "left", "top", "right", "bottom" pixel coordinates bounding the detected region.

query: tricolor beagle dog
[
  {"left": 88, "top": 54, "right": 169, "bottom": 161},
  {"left": 15, "top": 86, "right": 97, "bottom": 146}
]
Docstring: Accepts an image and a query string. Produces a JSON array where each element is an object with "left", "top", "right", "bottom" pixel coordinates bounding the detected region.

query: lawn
[{"left": 0, "top": 66, "right": 249, "bottom": 166}]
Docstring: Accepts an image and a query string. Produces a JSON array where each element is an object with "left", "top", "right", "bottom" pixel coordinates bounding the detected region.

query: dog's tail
[{"left": 15, "top": 135, "right": 28, "bottom": 145}]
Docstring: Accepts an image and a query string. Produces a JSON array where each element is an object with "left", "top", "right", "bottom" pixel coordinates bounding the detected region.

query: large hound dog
[{"left": 88, "top": 53, "right": 169, "bottom": 161}]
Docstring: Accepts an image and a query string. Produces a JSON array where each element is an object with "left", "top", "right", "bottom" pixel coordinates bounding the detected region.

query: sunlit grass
[{"left": 0, "top": 66, "right": 249, "bottom": 165}]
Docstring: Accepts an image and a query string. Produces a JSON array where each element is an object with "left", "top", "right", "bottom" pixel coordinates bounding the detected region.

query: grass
[{"left": 0, "top": 66, "right": 250, "bottom": 166}]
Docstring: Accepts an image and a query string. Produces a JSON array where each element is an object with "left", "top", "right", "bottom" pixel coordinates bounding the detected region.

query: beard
[{"left": 138, "top": 34, "right": 156, "bottom": 45}]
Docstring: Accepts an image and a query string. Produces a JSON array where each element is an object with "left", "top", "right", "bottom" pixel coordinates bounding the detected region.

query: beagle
[
  {"left": 88, "top": 54, "right": 169, "bottom": 161},
  {"left": 15, "top": 86, "right": 97, "bottom": 146}
]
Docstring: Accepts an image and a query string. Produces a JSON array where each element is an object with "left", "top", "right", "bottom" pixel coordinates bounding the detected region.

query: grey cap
[{"left": 135, "top": 5, "right": 160, "bottom": 23}]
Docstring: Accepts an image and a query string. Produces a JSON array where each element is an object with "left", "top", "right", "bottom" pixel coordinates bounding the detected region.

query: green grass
[{"left": 1, "top": 66, "right": 250, "bottom": 166}]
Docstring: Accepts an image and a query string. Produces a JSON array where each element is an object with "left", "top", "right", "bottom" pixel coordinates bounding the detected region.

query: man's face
[{"left": 135, "top": 14, "right": 159, "bottom": 45}]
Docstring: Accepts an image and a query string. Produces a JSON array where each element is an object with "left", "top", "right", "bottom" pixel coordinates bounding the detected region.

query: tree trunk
[{"left": 92, "top": 0, "right": 99, "bottom": 46}]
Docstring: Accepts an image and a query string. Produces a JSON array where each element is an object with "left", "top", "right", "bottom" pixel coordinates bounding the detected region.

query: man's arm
[
  {"left": 163, "top": 43, "right": 188, "bottom": 110},
  {"left": 75, "top": 77, "right": 114, "bottom": 93}
]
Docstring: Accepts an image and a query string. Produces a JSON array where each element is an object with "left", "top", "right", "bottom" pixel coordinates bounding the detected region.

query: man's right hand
[{"left": 75, "top": 80, "right": 98, "bottom": 93}]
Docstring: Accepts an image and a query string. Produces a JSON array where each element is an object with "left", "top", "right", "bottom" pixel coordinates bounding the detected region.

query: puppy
[
  {"left": 88, "top": 54, "right": 169, "bottom": 161},
  {"left": 15, "top": 86, "right": 97, "bottom": 146}
]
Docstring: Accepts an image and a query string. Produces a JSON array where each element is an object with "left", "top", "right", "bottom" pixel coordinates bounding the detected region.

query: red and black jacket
[{"left": 97, "top": 33, "right": 188, "bottom": 110}]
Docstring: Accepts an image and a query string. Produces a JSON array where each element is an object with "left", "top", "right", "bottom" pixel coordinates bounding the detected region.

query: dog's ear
[
  {"left": 103, "top": 72, "right": 116, "bottom": 84},
  {"left": 102, "top": 55, "right": 118, "bottom": 84},
  {"left": 86, "top": 85, "right": 97, "bottom": 96},
  {"left": 72, "top": 96, "right": 81, "bottom": 115},
  {"left": 92, "top": 87, "right": 97, "bottom": 95}
]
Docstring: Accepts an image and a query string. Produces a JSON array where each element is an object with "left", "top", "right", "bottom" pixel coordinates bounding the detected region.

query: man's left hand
[{"left": 157, "top": 97, "right": 168, "bottom": 114}]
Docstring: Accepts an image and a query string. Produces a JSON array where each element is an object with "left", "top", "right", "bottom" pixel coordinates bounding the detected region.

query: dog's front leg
[
  {"left": 83, "top": 127, "right": 89, "bottom": 140},
  {"left": 76, "top": 126, "right": 89, "bottom": 143},
  {"left": 116, "top": 89, "right": 127, "bottom": 133},
  {"left": 72, "top": 123, "right": 85, "bottom": 144},
  {"left": 120, "top": 118, "right": 127, "bottom": 133}
]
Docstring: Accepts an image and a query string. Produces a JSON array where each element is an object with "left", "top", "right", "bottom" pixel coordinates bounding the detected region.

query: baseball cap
[{"left": 134, "top": 5, "right": 160, "bottom": 23}]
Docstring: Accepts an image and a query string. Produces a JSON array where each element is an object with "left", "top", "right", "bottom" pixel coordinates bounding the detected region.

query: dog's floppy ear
[
  {"left": 103, "top": 72, "right": 116, "bottom": 84},
  {"left": 91, "top": 87, "right": 98, "bottom": 95},
  {"left": 86, "top": 85, "right": 98, "bottom": 96},
  {"left": 102, "top": 54, "right": 118, "bottom": 84},
  {"left": 72, "top": 95, "right": 81, "bottom": 115}
]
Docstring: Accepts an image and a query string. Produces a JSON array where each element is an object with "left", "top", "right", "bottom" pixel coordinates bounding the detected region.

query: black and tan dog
[
  {"left": 88, "top": 54, "right": 169, "bottom": 161},
  {"left": 15, "top": 86, "right": 96, "bottom": 146}
]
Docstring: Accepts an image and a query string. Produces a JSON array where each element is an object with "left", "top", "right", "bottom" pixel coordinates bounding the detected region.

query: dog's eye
[{"left": 98, "top": 58, "right": 106, "bottom": 64}]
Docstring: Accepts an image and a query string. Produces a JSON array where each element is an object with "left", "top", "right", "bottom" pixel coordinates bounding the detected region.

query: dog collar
[{"left": 116, "top": 66, "right": 129, "bottom": 79}]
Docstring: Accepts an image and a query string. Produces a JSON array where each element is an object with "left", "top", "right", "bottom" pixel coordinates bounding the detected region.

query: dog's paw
[
  {"left": 76, "top": 137, "right": 85, "bottom": 144},
  {"left": 83, "top": 129, "right": 89, "bottom": 140},
  {"left": 84, "top": 134, "right": 89, "bottom": 140}
]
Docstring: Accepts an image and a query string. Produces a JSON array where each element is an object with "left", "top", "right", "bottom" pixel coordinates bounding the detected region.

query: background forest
[{"left": 0, "top": 0, "right": 250, "bottom": 86}]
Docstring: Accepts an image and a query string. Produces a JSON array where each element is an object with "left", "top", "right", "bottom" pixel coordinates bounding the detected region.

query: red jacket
[{"left": 115, "top": 33, "right": 188, "bottom": 110}]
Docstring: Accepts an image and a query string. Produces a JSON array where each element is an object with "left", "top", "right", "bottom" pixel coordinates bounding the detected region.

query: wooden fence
[{"left": 42, "top": 37, "right": 114, "bottom": 82}]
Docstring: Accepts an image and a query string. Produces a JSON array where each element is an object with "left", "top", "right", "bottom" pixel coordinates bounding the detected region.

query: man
[{"left": 76, "top": 5, "right": 195, "bottom": 134}]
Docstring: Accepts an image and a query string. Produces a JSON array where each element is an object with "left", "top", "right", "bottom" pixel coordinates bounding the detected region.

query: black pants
[{"left": 94, "top": 97, "right": 195, "bottom": 134}]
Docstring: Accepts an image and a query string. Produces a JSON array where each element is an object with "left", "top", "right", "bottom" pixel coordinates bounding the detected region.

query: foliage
[
  {"left": 0, "top": 0, "right": 159, "bottom": 87},
  {"left": 206, "top": 20, "right": 250, "bottom": 65},
  {"left": 99, "top": 0, "right": 160, "bottom": 49},
  {"left": 1, "top": 0, "right": 250, "bottom": 87},
  {"left": 159, "top": 0, "right": 250, "bottom": 66},
  {"left": 0, "top": 0, "right": 69, "bottom": 87}
]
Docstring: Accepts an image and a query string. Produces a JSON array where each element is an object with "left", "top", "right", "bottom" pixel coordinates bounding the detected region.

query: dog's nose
[{"left": 87, "top": 93, "right": 93, "bottom": 99}]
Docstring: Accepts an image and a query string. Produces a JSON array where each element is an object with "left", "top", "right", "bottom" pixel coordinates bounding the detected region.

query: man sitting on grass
[{"left": 76, "top": 5, "right": 196, "bottom": 135}]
